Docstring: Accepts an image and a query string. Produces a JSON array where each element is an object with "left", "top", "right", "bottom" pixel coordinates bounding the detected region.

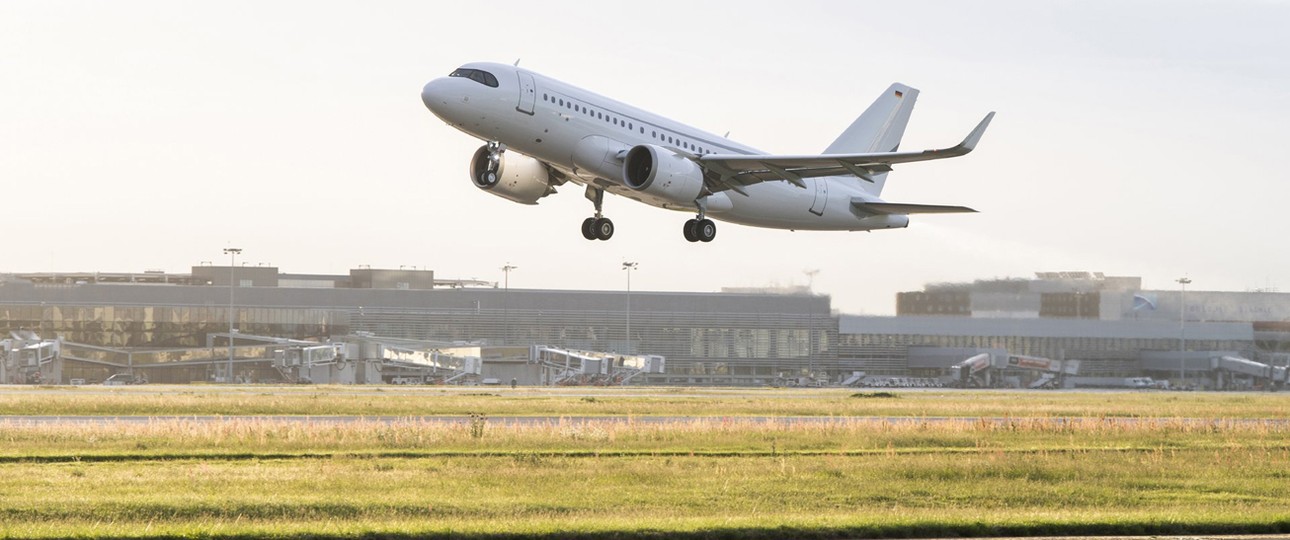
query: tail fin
[{"left": 824, "top": 83, "right": 918, "bottom": 195}]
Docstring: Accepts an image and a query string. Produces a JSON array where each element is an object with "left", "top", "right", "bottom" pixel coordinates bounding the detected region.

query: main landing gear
[
  {"left": 683, "top": 218, "right": 716, "bottom": 242},
  {"left": 582, "top": 186, "right": 613, "bottom": 241},
  {"left": 581, "top": 216, "right": 614, "bottom": 241},
  {"left": 577, "top": 188, "right": 716, "bottom": 243}
]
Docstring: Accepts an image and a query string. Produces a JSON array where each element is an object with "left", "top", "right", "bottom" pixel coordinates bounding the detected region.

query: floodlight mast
[
  {"left": 224, "top": 247, "right": 242, "bottom": 383},
  {"left": 622, "top": 262, "right": 638, "bottom": 354},
  {"left": 501, "top": 263, "right": 518, "bottom": 344},
  {"left": 1177, "top": 277, "right": 1192, "bottom": 387}
]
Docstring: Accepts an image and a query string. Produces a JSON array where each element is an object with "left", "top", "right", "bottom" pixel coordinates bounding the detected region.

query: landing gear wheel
[
  {"left": 581, "top": 217, "right": 597, "bottom": 240},
  {"left": 696, "top": 219, "right": 716, "bottom": 242},
  {"left": 683, "top": 219, "right": 699, "bottom": 242},
  {"left": 593, "top": 217, "right": 614, "bottom": 240}
]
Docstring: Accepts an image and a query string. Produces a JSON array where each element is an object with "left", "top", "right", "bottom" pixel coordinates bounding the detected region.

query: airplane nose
[{"left": 421, "top": 78, "right": 449, "bottom": 112}]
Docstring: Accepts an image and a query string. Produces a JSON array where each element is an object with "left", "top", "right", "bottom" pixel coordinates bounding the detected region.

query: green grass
[
  {"left": 2, "top": 387, "right": 1290, "bottom": 538},
  {"left": 0, "top": 416, "right": 1285, "bottom": 458},
  {"left": 3, "top": 385, "right": 1290, "bottom": 418},
  {"left": 3, "top": 449, "right": 1289, "bottom": 538}
]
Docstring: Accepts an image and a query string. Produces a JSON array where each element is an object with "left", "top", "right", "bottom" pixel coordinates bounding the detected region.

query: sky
[{"left": 1, "top": 1, "right": 1287, "bottom": 314}]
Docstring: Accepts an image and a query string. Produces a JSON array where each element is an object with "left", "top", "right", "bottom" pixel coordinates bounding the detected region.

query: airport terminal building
[
  {"left": 2, "top": 268, "right": 1288, "bottom": 388},
  {"left": 0, "top": 267, "right": 832, "bottom": 385}
]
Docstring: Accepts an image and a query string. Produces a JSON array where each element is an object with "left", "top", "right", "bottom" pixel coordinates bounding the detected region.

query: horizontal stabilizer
[{"left": 851, "top": 200, "right": 978, "bottom": 216}]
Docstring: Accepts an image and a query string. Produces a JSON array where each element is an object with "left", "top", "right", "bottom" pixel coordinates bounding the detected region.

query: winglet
[
  {"left": 956, "top": 112, "right": 995, "bottom": 154},
  {"left": 916, "top": 111, "right": 994, "bottom": 159}
]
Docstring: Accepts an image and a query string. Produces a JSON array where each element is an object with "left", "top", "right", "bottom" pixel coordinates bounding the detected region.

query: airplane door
[
  {"left": 809, "top": 178, "right": 828, "bottom": 216},
  {"left": 516, "top": 72, "right": 537, "bottom": 115}
]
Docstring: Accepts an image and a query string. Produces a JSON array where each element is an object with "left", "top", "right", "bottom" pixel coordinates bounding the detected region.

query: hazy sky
[{"left": 2, "top": 1, "right": 1287, "bottom": 314}]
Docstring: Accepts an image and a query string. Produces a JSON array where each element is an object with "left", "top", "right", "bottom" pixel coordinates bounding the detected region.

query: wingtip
[{"left": 959, "top": 112, "right": 995, "bottom": 152}]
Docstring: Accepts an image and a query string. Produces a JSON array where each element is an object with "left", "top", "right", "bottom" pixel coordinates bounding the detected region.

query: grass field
[
  {"left": 4, "top": 384, "right": 1290, "bottom": 418},
  {"left": 2, "top": 387, "right": 1290, "bottom": 538}
]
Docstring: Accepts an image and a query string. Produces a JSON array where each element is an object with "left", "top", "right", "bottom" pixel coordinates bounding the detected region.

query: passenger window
[{"left": 559, "top": 99, "right": 564, "bottom": 106}]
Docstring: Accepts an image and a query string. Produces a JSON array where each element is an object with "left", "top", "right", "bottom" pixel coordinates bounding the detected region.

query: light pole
[
  {"left": 224, "top": 247, "right": 241, "bottom": 383},
  {"left": 501, "top": 263, "right": 517, "bottom": 344},
  {"left": 501, "top": 263, "right": 517, "bottom": 290},
  {"left": 1177, "top": 277, "right": 1191, "bottom": 387},
  {"left": 622, "top": 262, "right": 637, "bottom": 354}
]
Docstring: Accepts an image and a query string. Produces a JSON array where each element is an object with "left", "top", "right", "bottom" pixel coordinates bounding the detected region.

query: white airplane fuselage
[{"left": 421, "top": 62, "right": 908, "bottom": 233}]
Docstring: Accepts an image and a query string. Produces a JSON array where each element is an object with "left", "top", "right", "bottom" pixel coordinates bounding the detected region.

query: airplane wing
[
  {"left": 697, "top": 112, "right": 994, "bottom": 193},
  {"left": 850, "top": 200, "right": 978, "bottom": 217}
]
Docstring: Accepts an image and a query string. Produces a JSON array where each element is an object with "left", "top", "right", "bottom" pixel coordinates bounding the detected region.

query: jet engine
[
  {"left": 623, "top": 145, "right": 706, "bottom": 206},
  {"left": 469, "top": 144, "right": 554, "bottom": 205}
]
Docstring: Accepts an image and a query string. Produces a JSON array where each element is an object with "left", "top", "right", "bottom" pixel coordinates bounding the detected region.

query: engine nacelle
[
  {"left": 469, "top": 145, "right": 553, "bottom": 205},
  {"left": 623, "top": 144, "right": 705, "bottom": 206}
]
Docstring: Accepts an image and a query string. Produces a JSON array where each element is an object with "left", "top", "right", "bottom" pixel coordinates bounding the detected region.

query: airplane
[{"left": 420, "top": 62, "right": 993, "bottom": 243}]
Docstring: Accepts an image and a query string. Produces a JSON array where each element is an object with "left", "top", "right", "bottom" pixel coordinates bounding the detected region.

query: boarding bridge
[
  {"left": 951, "top": 353, "right": 994, "bottom": 387},
  {"left": 264, "top": 334, "right": 484, "bottom": 385},
  {"left": 272, "top": 343, "right": 352, "bottom": 384},
  {"left": 58, "top": 331, "right": 482, "bottom": 385},
  {"left": 61, "top": 339, "right": 287, "bottom": 384},
  {"left": 1, "top": 331, "right": 61, "bottom": 384},
  {"left": 1212, "top": 356, "right": 1288, "bottom": 390},
  {"left": 375, "top": 343, "right": 482, "bottom": 384},
  {"left": 949, "top": 353, "right": 1080, "bottom": 388},
  {"left": 840, "top": 371, "right": 867, "bottom": 387},
  {"left": 529, "top": 346, "right": 664, "bottom": 386},
  {"left": 338, "top": 334, "right": 484, "bottom": 385},
  {"left": 1006, "top": 355, "right": 1080, "bottom": 389}
]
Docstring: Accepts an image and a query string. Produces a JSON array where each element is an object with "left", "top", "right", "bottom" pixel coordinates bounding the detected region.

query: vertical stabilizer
[{"left": 824, "top": 83, "right": 918, "bottom": 196}]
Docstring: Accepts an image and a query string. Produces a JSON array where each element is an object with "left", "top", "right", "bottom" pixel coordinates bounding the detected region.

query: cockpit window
[{"left": 449, "top": 68, "right": 499, "bottom": 88}]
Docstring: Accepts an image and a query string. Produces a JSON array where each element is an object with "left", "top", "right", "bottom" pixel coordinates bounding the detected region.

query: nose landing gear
[{"left": 478, "top": 141, "right": 505, "bottom": 187}]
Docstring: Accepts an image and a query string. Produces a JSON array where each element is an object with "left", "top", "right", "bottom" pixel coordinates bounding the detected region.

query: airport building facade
[
  {"left": 0, "top": 267, "right": 833, "bottom": 385},
  {"left": 3, "top": 268, "right": 1289, "bottom": 387}
]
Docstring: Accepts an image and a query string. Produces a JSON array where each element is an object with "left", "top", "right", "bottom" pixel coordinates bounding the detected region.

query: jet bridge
[
  {"left": 272, "top": 343, "right": 351, "bottom": 384},
  {"left": 1, "top": 331, "right": 61, "bottom": 384},
  {"left": 948, "top": 353, "right": 1079, "bottom": 388},
  {"left": 267, "top": 334, "right": 484, "bottom": 385},
  {"left": 950, "top": 353, "right": 993, "bottom": 387},
  {"left": 1212, "top": 356, "right": 1288, "bottom": 390},
  {"left": 1006, "top": 355, "right": 1080, "bottom": 389},
  {"left": 62, "top": 338, "right": 294, "bottom": 384},
  {"left": 530, "top": 346, "right": 664, "bottom": 386}
]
